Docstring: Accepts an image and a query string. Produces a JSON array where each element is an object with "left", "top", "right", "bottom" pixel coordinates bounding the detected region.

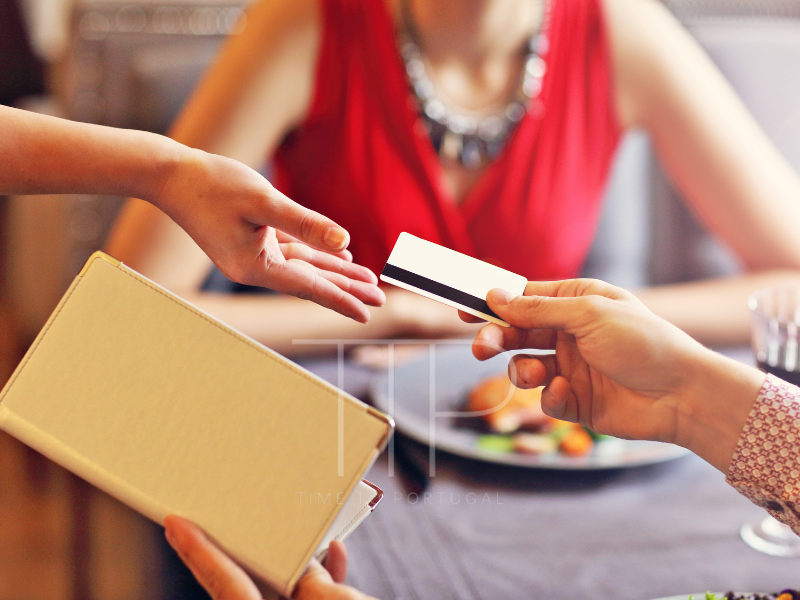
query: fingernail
[
  {"left": 324, "top": 226, "right": 348, "bottom": 250},
  {"left": 520, "top": 361, "right": 536, "bottom": 385},
  {"left": 489, "top": 288, "right": 515, "bottom": 306}
]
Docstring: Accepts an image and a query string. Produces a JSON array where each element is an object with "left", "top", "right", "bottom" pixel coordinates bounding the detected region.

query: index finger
[
  {"left": 276, "top": 232, "right": 354, "bottom": 262},
  {"left": 458, "top": 310, "right": 485, "bottom": 324},
  {"left": 487, "top": 290, "right": 606, "bottom": 332},
  {"left": 521, "top": 279, "right": 631, "bottom": 301},
  {"left": 256, "top": 188, "right": 351, "bottom": 253}
]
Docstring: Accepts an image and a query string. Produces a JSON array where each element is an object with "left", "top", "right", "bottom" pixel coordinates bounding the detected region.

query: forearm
[
  {"left": 635, "top": 270, "right": 800, "bottom": 346},
  {"left": 0, "top": 105, "right": 187, "bottom": 203},
  {"left": 185, "top": 293, "right": 396, "bottom": 356},
  {"left": 181, "top": 291, "right": 479, "bottom": 357},
  {"left": 672, "top": 347, "right": 764, "bottom": 472}
]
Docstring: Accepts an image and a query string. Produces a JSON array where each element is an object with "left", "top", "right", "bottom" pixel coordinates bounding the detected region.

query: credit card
[{"left": 379, "top": 233, "right": 527, "bottom": 327}]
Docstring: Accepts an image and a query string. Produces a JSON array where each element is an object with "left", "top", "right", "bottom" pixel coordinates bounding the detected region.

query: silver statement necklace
[{"left": 398, "top": 0, "right": 550, "bottom": 169}]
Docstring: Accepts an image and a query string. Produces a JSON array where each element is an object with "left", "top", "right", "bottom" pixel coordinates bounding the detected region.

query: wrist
[
  {"left": 136, "top": 135, "right": 196, "bottom": 210},
  {"left": 673, "top": 348, "right": 764, "bottom": 473}
]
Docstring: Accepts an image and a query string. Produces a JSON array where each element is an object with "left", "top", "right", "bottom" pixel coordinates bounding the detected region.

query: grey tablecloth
[{"left": 296, "top": 351, "right": 800, "bottom": 600}]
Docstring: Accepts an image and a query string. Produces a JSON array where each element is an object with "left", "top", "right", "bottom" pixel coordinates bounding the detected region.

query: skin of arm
[
  {"left": 1, "top": 104, "right": 182, "bottom": 200},
  {"left": 106, "top": 0, "right": 478, "bottom": 354},
  {"left": 467, "top": 280, "right": 766, "bottom": 473},
  {"left": 604, "top": 0, "right": 800, "bottom": 345},
  {"left": 2, "top": 104, "right": 385, "bottom": 322}
]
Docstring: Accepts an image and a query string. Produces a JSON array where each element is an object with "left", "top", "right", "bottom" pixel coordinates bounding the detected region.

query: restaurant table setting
[{"left": 295, "top": 344, "right": 800, "bottom": 600}]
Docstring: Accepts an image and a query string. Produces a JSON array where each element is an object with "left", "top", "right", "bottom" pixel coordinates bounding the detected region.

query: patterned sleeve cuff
[{"left": 725, "top": 373, "right": 800, "bottom": 535}]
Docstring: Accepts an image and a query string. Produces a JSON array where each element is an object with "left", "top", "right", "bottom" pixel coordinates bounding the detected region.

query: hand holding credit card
[{"left": 380, "top": 233, "right": 527, "bottom": 327}]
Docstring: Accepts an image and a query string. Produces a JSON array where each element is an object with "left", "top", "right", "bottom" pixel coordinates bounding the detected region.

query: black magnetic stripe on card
[{"left": 381, "top": 263, "right": 501, "bottom": 320}]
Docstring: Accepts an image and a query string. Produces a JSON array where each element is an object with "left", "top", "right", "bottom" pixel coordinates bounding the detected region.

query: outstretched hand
[
  {"left": 463, "top": 279, "right": 764, "bottom": 471},
  {"left": 164, "top": 515, "right": 378, "bottom": 600},
  {"left": 154, "top": 150, "right": 385, "bottom": 323}
]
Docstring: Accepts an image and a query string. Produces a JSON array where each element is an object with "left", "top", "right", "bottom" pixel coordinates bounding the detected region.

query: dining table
[{"left": 294, "top": 345, "right": 800, "bottom": 600}]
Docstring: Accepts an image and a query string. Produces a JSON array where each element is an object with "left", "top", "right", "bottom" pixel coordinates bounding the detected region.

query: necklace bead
[{"left": 398, "top": 0, "right": 551, "bottom": 169}]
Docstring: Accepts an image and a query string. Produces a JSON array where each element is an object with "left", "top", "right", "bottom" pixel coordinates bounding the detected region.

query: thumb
[
  {"left": 486, "top": 288, "right": 584, "bottom": 331},
  {"left": 256, "top": 188, "right": 350, "bottom": 253},
  {"left": 323, "top": 540, "right": 348, "bottom": 584}
]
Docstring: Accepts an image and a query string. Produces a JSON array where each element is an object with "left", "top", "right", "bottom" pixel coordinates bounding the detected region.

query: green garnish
[
  {"left": 549, "top": 423, "right": 574, "bottom": 442},
  {"left": 688, "top": 592, "right": 722, "bottom": 600},
  {"left": 584, "top": 426, "right": 612, "bottom": 442},
  {"left": 476, "top": 435, "right": 515, "bottom": 453}
]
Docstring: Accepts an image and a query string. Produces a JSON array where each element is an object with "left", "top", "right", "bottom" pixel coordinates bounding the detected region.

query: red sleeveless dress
[{"left": 274, "top": 0, "right": 621, "bottom": 279}]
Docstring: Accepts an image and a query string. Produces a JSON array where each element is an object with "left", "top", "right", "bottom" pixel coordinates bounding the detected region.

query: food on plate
[
  {"left": 689, "top": 592, "right": 798, "bottom": 600},
  {"left": 467, "top": 374, "right": 548, "bottom": 433},
  {"left": 557, "top": 426, "right": 593, "bottom": 456},
  {"left": 512, "top": 433, "right": 557, "bottom": 455},
  {"left": 476, "top": 435, "right": 516, "bottom": 454},
  {"left": 468, "top": 373, "right": 604, "bottom": 457}
]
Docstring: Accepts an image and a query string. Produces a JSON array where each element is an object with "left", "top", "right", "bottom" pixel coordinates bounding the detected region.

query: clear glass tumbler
[{"left": 742, "top": 287, "right": 800, "bottom": 557}]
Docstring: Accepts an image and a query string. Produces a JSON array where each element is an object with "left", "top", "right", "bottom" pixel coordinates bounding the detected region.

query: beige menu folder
[{"left": 0, "top": 252, "right": 393, "bottom": 598}]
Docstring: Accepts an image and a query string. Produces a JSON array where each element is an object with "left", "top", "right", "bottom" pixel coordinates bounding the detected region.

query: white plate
[
  {"left": 369, "top": 344, "right": 690, "bottom": 470},
  {"left": 650, "top": 596, "right": 705, "bottom": 600},
  {"left": 649, "top": 595, "right": 761, "bottom": 600},
  {"left": 649, "top": 596, "right": 717, "bottom": 600}
]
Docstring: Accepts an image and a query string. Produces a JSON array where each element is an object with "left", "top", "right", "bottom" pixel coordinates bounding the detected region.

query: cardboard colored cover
[{"left": 0, "top": 252, "right": 392, "bottom": 597}]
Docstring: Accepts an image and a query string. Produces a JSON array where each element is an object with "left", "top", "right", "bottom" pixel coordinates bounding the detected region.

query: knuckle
[
  {"left": 299, "top": 208, "right": 321, "bottom": 242},
  {"left": 510, "top": 294, "right": 547, "bottom": 324},
  {"left": 262, "top": 246, "right": 280, "bottom": 271},
  {"left": 300, "top": 273, "right": 325, "bottom": 303},
  {"left": 261, "top": 189, "right": 282, "bottom": 214},
  {"left": 576, "top": 277, "right": 627, "bottom": 300},
  {"left": 580, "top": 295, "right": 608, "bottom": 319},
  {"left": 576, "top": 277, "right": 602, "bottom": 290}
]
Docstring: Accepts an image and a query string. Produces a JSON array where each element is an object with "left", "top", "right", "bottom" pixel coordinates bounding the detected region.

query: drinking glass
[{"left": 742, "top": 287, "right": 800, "bottom": 557}]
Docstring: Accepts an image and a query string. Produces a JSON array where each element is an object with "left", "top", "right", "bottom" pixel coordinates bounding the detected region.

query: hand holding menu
[{"left": 0, "top": 252, "right": 392, "bottom": 598}]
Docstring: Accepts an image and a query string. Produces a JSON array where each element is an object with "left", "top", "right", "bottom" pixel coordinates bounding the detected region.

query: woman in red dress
[{"left": 108, "top": 0, "right": 800, "bottom": 355}]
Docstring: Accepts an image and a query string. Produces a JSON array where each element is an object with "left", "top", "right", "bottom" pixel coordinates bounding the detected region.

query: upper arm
[
  {"left": 603, "top": 0, "right": 800, "bottom": 270},
  {"left": 171, "top": 0, "right": 321, "bottom": 166},
  {"left": 108, "top": 0, "right": 321, "bottom": 291}
]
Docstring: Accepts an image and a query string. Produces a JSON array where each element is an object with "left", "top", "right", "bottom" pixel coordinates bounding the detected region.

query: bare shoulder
[
  {"left": 600, "top": 0, "right": 685, "bottom": 55},
  {"left": 242, "top": 0, "right": 320, "bottom": 47},
  {"left": 600, "top": 0, "right": 701, "bottom": 128},
  {"left": 170, "top": 0, "right": 322, "bottom": 161}
]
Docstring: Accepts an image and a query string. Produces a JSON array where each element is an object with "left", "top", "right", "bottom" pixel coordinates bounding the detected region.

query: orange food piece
[
  {"left": 559, "top": 426, "right": 593, "bottom": 457},
  {"left": 467, "top": 374, "right": 549, "bottom": 433}
]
